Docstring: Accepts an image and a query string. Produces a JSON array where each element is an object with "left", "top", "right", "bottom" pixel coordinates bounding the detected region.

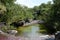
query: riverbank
[
  {"left": 0, "top": 33, "right": 55, "bottom": 40},
  {"left": 0, "top": 29, "right": 55, "bottom": 40}
]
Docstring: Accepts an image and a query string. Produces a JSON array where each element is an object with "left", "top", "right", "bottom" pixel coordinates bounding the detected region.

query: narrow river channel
[
  {"left": 18, "top": 24, "right": 54, "bottom": 40},
  {"left": 22, "top": 25, "right": 39, "bottom": 37},
  {"left": 0, "top": 24, "right": 55, "bottom": 40}
]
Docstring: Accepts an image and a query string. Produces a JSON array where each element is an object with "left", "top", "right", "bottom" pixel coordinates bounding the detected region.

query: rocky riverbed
[{"left": 0, "top": 34, "right": 55, "bottom": 40}]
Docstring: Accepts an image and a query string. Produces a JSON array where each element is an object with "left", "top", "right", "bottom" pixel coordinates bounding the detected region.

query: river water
[
  {"left": 18, "top": 24, "right": 55, "bottom": 40},
  {"left": 22, "top": 25, "right": 40, "bottom": 37}
]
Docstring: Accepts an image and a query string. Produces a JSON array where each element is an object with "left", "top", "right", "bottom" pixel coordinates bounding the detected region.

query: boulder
[
  {"left": 7, "top": 30, "right": 18, "bottom": 35},
  {"left": 55, "top": 31, "right": 60, "bottom": 40}
]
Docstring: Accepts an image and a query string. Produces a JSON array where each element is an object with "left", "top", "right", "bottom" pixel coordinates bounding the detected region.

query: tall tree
[{"left": 52, "top": 0, "right": 60, "bottom": 31}]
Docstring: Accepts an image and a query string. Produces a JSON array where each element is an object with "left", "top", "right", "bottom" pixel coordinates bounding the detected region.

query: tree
[
  {"left": 52, "top": 0, "right": 60, "bottom": 31},
  {"left": 0, "top": 0, "right": 34, "bottom": 24},
  {"left": 0, "top": 4, "right": 6, "bottom": 22},
  {"left": 32, "top": 1, "right": 57, "bottom": 34}
]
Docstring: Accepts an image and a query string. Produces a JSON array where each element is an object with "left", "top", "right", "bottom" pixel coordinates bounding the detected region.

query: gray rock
[
  {"left": 55, "top": 31, "right": 60, "bottom": 40},
  {"left": 0, "top": 30, "right": 4, "bottom": 34},
  {"left": 7, "top": 30, "right": 18, "bottom": 35}
]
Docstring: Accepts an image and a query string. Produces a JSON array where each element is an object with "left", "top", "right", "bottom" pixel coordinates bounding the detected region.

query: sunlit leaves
[{"left": 0, "top": 4, "right": 6, "bottom": 14}]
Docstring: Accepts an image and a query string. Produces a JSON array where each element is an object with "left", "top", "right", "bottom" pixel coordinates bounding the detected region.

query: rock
[
  {"left": 0, "top": 30, "right": 4, "bottom": 34},
  {"left": 7, "top": 30, "right": 18, "bottom": 35},
  {"left": 55, "top": 31, "right": 60, "bottom": 40}
]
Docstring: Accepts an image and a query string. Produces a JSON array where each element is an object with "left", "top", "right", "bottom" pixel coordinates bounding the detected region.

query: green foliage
[
  {"left": 0, "top": 4, "right": 6, "bottom": 14},
  {"left": 0, "top": 0, "right": 16, "bottom": 5},
  {"left": 0, "top": 0, "right": 33, "bottom": 24},
  {"left": 0, "top": 4, "right": 6, "bottom": 22},
  {"left": 0, "top": 0, "right": 34, "bottom": 34},
  {"left": 32, "top": 1, "right": 59, "bottom": 34},
  {"left": 0, "top": 0, "right": 60, "bottom": 35},
  {"left": 52, "top": 0, "right": 60, "bottom": 31},
  {"left": 0, "top": 26, "right": 8, "bottom": 32}
]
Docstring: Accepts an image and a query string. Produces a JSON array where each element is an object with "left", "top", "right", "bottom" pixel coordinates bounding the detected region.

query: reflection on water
[
  {"left": 29, "top": 26, "right": 39, "bottom": 36},
  {"left": 22, "top": 25, "right": 40, "bottom": 37}
]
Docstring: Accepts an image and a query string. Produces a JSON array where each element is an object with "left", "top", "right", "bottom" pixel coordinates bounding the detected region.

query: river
[
  {"left": 18, "top": 24, "right": 55, "bottom": 40},
  {"left": 22, "top": 25, "right": 39, "bottom": 37},
  {"left": 0, "top": 24, "right": 55, "bottom": 40}
]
